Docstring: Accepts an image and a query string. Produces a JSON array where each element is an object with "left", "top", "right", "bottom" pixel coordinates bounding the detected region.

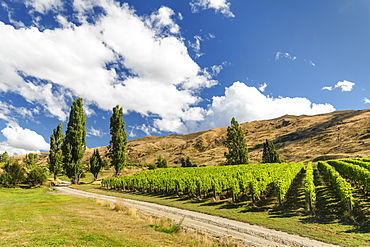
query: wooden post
[
  {"left": 231, "top": 187, "right": 236, "bottom": 203},
  {"left": 347, "top": 197, "right": 353, "bottom": 215},
  {"left": 278, "top": 189, "right": 282, "bottom": 207},
  {"left": 308, "top": 192, "right": 313, "bottom": 213}
]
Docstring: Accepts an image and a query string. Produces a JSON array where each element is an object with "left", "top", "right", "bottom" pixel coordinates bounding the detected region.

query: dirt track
[{"left": 55, "top": 186, "right": 339, "bottom": 247}]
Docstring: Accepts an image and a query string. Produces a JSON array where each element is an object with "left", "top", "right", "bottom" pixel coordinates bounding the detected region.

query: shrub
[
  {"left": 27, "top": 167, "right": 47, "bottom": 186},
  {"left": 156, "top": 156, "right": 168, "bottom": 168},
  {"left": 148, "top": 164, "right": 157, "bottom": 170},
  {"left": 0, "top": 173, "right": 13, "bottom": 187},
  {"left": 2, "top": 160, "right": 25, "bottom": 187}
]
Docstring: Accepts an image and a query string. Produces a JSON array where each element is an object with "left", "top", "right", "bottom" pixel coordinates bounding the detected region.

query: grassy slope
[
  {"left": 70, "top": 168, "right": 370, "bottom": 247},
  {"left": 0, "top": 188, "right": 222, "bottom": 247},
  {"left": 15, "top": 108, "right": 370, "bottom": 167}
]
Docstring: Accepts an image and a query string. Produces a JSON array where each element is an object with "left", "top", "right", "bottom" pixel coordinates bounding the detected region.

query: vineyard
[{"left": 101, "top": 159, "right": 370, "bottom": 219}]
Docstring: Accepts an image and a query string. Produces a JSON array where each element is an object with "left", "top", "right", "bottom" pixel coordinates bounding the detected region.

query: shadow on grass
[
  {"left": 266, "top": 169, "right": 306, "bottom": 219},
  {"left": 298, "top": 167, "right": 365, "bottom": 232}
]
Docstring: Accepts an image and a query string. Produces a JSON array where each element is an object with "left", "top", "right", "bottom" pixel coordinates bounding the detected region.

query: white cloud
[
  {"left": 201, "top": 81, "right": 335, "bottom": 129},
  {"left": 0, "top": 101, "right": 48, "bottom": 155},
  {"left": 1, "top": 2, "right": 25, "bottom": 28},
  {"left": 25, "top": 0, "right": 63, "bottom": 14},
  {"left": 0, "top": 1, "right": 217, "bottom": 135},
  {"left": 336, "top": 80, "right": 355, "bottom": 92},
  {"left": 275, "top": 52, "right": 297, "bottom": 61},
  {"left": 0, "top": 101, "right": 39, "bottom": 124},
  {"left": 189, "top": 36, "right": 204, "bottom": 58},
  {"left": 129, "top": 124, "right": 159, "bottom": 137},
  {"left": 0, "top": 142, "right": 39, "bottom": 156},
  {"left": 304, "top": 59, "right": 316, "bottom": 67},
  {"left": 364, "top": 98, "right": 370, "bottom": 104},
  {"left": 0, "top": 0, "right": 337, "bottom": 140},
  {"left": 1, "top": 123, "right": 49, "bottom": 153},
  {"left": 87, "top": 126, "right": 104, "bottom": 137},
  {"left": 322, "top": 86, "right": 333, "bottom": 91},
  {"left": 190, "top": 0, "right": 234, "bottom": 17},
  {"left": 148, "top": 6, "right": 180, "bottom": 34},
  {"left": 322, "top": 80, "right": 355, "bottom": 92},
  {"left": 258, "top": 82, "right": 268, "bottom": 92}
]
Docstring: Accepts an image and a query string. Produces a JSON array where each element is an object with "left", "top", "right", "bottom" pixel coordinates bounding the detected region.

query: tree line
[
  {"left": 49, "top": 98, "right": 128, "bottom": 184},
  {"left": 0, "top": 98, "right": 281, "bottom": 187}
]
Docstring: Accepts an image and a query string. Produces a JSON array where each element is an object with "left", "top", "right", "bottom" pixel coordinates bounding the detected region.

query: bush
[
  {"left": 2, "top": 160, "right": 25, "bottom": 187},
  {"left": 156, "top": 156, "right": 168, "bottom": 168},
  {"left": 27, "top": 167, "right": 47, "bottom": 186},
  {"left": 148, "top": 164, "right": 157, "bottom": 170},
  {"left": 0, "top": 173, "right": 13, "bottom": 187}
]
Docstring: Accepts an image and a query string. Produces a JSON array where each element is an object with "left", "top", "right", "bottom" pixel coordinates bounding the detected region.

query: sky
[{"left": 0, "top": 0, "right": 370, "bottom": 155}]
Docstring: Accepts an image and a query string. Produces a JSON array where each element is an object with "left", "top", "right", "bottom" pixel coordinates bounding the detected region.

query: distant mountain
[{"left": 17, "top": 108, "right": 370, "bottom": 166}]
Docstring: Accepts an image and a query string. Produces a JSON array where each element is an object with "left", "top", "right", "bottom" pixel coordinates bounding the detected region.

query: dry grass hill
[{"left": 18, "top": 108, "right": 370, "bottom": 166}]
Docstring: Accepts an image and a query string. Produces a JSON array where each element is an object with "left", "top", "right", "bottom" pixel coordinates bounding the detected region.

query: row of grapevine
[
  {"left": 341, "top": 159, "right": 370, "bottom": 171},
  {"left": 327, "top": 160, "right": 370, "bottom": 192},
  {"left": 102, "top": 162, "right": 304, "bottom": 205},
  {"left": 274, "top": 162, "right": 304, "bottom": 205},
  {"left": 304, "top": 162, "right": 316, "bottom": 212},
  {"left": 317, "top": 161, "right": 354, "bottom": 212}
]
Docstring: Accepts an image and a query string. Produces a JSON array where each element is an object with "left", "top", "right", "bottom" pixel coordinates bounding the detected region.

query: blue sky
[{"left": 0, "top": 0, "right": 369, "bottom": 155}]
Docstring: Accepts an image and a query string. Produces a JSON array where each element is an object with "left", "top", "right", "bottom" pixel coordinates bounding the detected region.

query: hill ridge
[{"left": 17, "top": 108, "right": 370, "bottom": 166}]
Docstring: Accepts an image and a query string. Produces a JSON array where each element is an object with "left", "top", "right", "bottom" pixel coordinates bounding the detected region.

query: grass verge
[{"left": 0, "top": 188, "right": 228, "bottom": 247}]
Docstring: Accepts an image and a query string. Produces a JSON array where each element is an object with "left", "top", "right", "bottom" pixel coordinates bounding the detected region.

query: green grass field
[{"left": 0, "top": 188, "right": 224, "bottom": 247}]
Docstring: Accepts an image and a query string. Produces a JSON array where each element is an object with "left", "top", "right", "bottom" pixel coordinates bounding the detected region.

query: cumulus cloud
[
  {"left": 190, "top": 0, "right": 234, "bottom": 17},
  {"left": 364, "top": 98, "right": 370, "bottom": 104},
  {"left": 200, "top": 81, "right": 335, "bottom": 129},
  {"left": 148, "top": 6, "right": 180, "bottom": 34},
  {"left": 1, "top": 123, "right": 49, "bottom": 154},
  {"left": 0, "top": 101, "right": 48, "bottom": 155},
  {"left": 0, "top": 0, "right": 337, "bottom": 145},
  {"left": 322, "top": 80, "right": 355, "bottom": 92},
  {"left": 0, "top": 0, "right": 218, "bottom": 136}
]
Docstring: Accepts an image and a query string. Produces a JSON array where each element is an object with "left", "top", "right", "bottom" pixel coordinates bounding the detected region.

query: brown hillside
[{"left": 15, "top": 108, "right": 370, "bottom": 166}]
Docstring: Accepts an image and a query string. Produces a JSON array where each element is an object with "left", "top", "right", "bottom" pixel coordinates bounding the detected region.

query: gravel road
[{"left": 55, "top": 186, "right": 340, "bottom": 247}]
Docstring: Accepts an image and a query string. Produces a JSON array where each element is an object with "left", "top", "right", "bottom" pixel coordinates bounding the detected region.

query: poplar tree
[
  {"left": 49, "top": 123, "right": 64, "bottom": 180},
  {"left": 89, "top": 149, "right": 103, "bottom": 181},
  {"left": 223, "top": 117, "right": 248, "bottom": 165},
  {"left": 109, "top": 105, "right": 127, "bottom": 175},
  {"left": 262, "top": 139, "right": 281, "bottom": 163},
  {"left": 62, "top": 98, "right": 86, "bottom": 184}
]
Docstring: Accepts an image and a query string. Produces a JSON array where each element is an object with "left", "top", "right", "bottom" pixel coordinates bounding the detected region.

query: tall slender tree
[
  {"left": 49, "top": 123, "right": 64, "bottom": 180},
  {"left": 262, "top": 139, "right": 281, "bottom": 163},
  {"left": 109, "top": 105, "right": 127, "bottom": 175},
  {"left": 62, "top": 98, "right": 86, "bottom": 184},
  {"left": 223, "top": 117, "right": 248, "bottom": 165},
  {"left": 89, "top": 149, "right": 103, "bottom": 181}
]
